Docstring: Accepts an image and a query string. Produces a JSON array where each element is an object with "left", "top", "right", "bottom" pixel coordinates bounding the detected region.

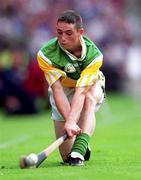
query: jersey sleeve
[
  {"left": 37, "top": 50, "right": 66, "bottom": 86},
  {"left": 76, "top": 54, "right": 103, "bottom": 87}
]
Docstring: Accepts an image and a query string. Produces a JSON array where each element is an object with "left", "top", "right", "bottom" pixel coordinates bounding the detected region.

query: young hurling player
[{"left": 37, "top": 10, "right": 105, "bottom": 166}]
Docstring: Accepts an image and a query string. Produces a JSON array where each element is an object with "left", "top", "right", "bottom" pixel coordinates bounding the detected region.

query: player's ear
[{"left": 79, "top": 28, "right": 84, "bottom": 35}]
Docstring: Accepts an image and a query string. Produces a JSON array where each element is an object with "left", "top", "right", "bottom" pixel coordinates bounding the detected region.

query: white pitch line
[{"left": 0, "top": 135, "right": 29, "bottom": 149}]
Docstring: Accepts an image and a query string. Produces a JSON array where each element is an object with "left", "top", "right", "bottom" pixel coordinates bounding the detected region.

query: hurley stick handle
[{"left": 36, "top": 133, "right": 68, "bottom": 167}]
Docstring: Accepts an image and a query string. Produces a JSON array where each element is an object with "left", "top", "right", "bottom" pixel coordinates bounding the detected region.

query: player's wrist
[
  {"left": 66, "top": 113, "right": 77, "bottom": 123},
  {"left": 66, "top": 118, "right": 76, "bottom": 125}
]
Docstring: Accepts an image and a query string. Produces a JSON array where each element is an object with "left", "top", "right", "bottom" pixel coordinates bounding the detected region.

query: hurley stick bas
[{"left": 19, "top": 133, "right": 68, "bottom": 168}]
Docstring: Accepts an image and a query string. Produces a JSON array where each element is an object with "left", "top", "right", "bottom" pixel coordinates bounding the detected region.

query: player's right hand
[{"left": 64, "top": 121, "right": 82, "bottom": 138}]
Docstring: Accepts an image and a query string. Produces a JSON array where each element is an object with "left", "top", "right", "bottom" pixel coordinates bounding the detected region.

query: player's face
[{"left": 56, "top": 22, "right": 84, "bottom": 51}]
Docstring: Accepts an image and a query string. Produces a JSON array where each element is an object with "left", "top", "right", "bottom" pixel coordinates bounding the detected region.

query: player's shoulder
[
  {"left": 83, "top": 36, "right": 101, "bottom": 50},
  {"left": 83, "top": 36, "right": 103, "bottom": 57},
  {"left": 83, "top": 36, "right": 97, "bottom": 47},
  {"left": 40, "top": 37, "right": 58, "bottom": 52},
  {"left": 37, "top": 37, "right": 60, "bottom": 60}
]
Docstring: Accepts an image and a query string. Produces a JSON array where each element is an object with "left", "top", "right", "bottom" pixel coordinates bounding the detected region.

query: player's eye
[
  {"left": 66, "top": 31, "right": 73, "bottom": 36},
  {"left": 57, "top": 31, "right": 63, "bottom": 35}
]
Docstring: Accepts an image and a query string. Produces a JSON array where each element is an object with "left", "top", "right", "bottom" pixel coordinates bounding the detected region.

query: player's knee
[{"left": 85, "top": 84, "right": 103, "bottom": 108}]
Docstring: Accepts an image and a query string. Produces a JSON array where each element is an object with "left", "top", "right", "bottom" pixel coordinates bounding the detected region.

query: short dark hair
[{"left": 57, "top": 10, "right": 83, "bottom": 29}]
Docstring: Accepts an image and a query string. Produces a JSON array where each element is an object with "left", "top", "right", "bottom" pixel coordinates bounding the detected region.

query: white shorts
[{"left": 49, "top": 79, "right": 105, "bottom": 121}]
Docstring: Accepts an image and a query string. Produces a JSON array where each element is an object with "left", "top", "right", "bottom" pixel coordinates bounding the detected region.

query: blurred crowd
[{"left": 0, "top": 0, "right": 141, "bottom": 114}]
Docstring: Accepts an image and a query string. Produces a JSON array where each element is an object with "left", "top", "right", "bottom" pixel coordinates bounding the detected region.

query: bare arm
[
  {"left": 64, "top": 86, "right": 91, "bottom": 137},
  {"left": 51, "top": 79, "right": 70, "bottom": 120},
  {"left": 68, "top": 86, "right": 89, "bottom": 123},
  {"left": 52, "top": 79, "right": 82, "bottom": 137}
]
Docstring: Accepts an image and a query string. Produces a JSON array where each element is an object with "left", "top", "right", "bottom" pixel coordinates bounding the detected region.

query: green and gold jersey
[{"left": 37, "top": 36, "right": 103, "bottom": 87}]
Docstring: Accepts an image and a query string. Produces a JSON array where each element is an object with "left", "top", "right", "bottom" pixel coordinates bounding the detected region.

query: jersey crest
[{"left": 64, "top": 63, "right": 76, "bottom": 73}]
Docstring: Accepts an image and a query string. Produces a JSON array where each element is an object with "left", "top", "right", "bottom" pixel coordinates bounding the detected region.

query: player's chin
[
  {"left": 61, "top": 44, "right": 69, "bottom": 49},
  {"left": 61, "top": 44, "right": 71, "bottom": 51}
]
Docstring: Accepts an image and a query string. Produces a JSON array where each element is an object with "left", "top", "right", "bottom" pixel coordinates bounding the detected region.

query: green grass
[{"left": 0, "top": 93, "right": 141, "bottom": 180}]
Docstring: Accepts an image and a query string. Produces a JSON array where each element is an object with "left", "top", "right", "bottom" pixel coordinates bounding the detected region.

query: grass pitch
[{"left": 0, "top": 93, "right": 141, "bottom": 180}]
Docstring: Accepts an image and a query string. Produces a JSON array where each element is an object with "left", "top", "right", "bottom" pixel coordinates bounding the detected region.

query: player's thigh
[
  {"left": 85, "top": 81, "right": 104, "bottom": 112},
  {"left": 53, "top": 120, "right": 75, "bottom": 161}
]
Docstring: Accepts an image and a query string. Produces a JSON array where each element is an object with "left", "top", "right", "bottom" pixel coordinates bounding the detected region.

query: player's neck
[{"left": 69, "top": 45, "right": 82, "bottom": 58}]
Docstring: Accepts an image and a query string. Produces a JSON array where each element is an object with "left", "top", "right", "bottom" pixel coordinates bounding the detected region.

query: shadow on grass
[
  {"left": 39, "top": 161, "right": 69, "bottom": 169},
  {"left": 0, "top": 161, "right": 68, "bottom": 170}
]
